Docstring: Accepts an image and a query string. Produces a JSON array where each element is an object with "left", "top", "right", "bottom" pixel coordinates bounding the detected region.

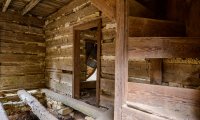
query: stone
[{"left": 58, "top": 107, "right": 73, "bottom": 116}]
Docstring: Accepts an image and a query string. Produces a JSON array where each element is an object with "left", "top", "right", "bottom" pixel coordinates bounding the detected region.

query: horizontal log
[
  {"left": 46, "top": 47, "right": 72, "bottom": 58},
  {"left": 0, "top": 74, "right": 44, "bottom": 88},
  {"left": 47, "top": 0, "right": 88, "bottom": 21},
  {"left": 0, "top": 54, "right": 44, "bottom": 63},
  {"left": 0, "top": 30, "right": 45, "bottom": 43},
  {"left": 128, "top": 37, "right": 200, "bottom": 58},
  {"left": 48, "top": 80, "right": 72, "bottom": 96},
  {"left": 46, "top": 35, "right": 73, "bottom": 48},
  {"left": 46, "top": 5, "right": 99, "bottom": 30},
  {"left": 129, "top": 17, "right": 185, "bottom": 37},
  {"left": 0, "top": 12, "right": 44, "bottom": 28},
  {"left": 17, "top": 90, "right": 58, "bottom": 120},
  {"left": 0, "top": 65, "right": 44, "bottom": 75},
  {"left": 102, "top": 43, "right": 115, "bottom": 56},
  {"left": 46, "top": 72, "right": 72, "bottom": 84},
  {"left": 0, "top": 102, "right": 9, "bottom": 120},
  {"left": 0, "top": 22, "right": 44, "bottom": 35},
  {"left": 91, "top": 0, "right": 115, "bottom": 20},
  {"left": 0, "top": 42, "right": 45, "bottom": 55},
  {"left": 0, "top": 81, "right": 45, "bottom": 90},
  {"left": 127, "top": 82, "right": 200, "bottom": 120}
]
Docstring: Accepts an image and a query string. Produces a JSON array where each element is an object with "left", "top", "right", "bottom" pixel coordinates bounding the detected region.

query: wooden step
[
  {"left": 128, "top": 0, "right": 154, "bottom": 17},
  {"left": 128, "top": 37, "right": 200, "bottom": 58},
  {"left": 128, "top": 17, "right": 185, "bottom": 37},
  {"left": 126, "top": 82, "right": 200, "bottom": 120}
]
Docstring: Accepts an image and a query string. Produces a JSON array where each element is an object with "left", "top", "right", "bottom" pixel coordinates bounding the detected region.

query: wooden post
[
  {"left": 17, "top": 90, "right": 58, "bottom": 120},
  {"left": 0, "top": 102, "right": 9, "bottom": 120},
  {"left": 114, "top": 0, "right": 128, "bottom": 120}
]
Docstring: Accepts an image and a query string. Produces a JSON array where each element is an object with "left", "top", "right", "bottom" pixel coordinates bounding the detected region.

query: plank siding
[{"left": 0, "top": 13, "right": 45, "bottom": 90}]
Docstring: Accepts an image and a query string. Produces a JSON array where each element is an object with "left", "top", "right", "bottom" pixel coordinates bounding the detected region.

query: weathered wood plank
[
  {"left": 0, "top": 22, "right": 44, "bottom": 35},
  {"left": 114, "top": 0, "right": 128, "bottom": 119},
  {"left": 0, "top": 54, "right": 44, "bottom": 63},
  {"left": 46, "top": 5, "right": 99, "bottom": 30},
  {"left": 129, "top": 17, "right": 185, "bottom": 37},
  {"left": 127, "top": 82, "right": 200, "bottom": 120},
  {"left": 0, "top": 12, "right": 44, "bottom": 28},
  {"left": 2, "top": 0, "right": 12, "bottom": 12},
  {"left": 91, "top": 0, "right": 115, "bottom": 20},
  {"left": 101, "top": 78, "right": 115, "bottom": 97},
  {"left": 22, "top": 0, "right": 41, "bottom": 15},
  {"left": 47, "top": 0, "right": 88, "bottom": 21},
  {"left": 0, "top": 30, "right": 45, "bottom": 43},
  {"left": 122, "top": 105, "right": 166, "bottom": 120},
  {"left": 149, "top": 59, "right": 163, "bottom": 85},
  {"left": 0, "top": 65, "right": 44, "bottom": 75},
  {"left": 46, "top": 72, "right": 72, "bottom": 85},
  {"left": 0, "top": 42, "right": 45, "bottom": 55},
  {"left": 0, "top": 74, "right": 45, "bottom": 88},
  {"left": 128, "top": 37, "right": 200, "bottom": 58}
]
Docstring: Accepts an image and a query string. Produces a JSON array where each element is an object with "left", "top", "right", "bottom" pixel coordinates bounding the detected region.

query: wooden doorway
[{"left": 73, "top": 19, "right": 102, "bottom": 106}]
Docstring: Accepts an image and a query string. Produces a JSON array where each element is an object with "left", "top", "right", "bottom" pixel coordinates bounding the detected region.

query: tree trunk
[
  {"left": 0, "top": 102, "right": 9, "bottom": 120},
  {"left": 41, "top": 89, "right": 113, "bottom": 120}
]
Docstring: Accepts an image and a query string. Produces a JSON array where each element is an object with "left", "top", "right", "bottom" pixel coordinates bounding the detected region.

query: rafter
[
  {"left": 2, "top": 0, "right": 12, "bottom": 12},
  {"left": 22, "top": 0, "right": 41, "bottom": 15}
]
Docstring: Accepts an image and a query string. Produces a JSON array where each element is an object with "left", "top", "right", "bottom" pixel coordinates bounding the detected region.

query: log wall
[
  {"left": 45, "top": 0, "right": 100, "bottom": 96},
  {"left": 0, "top": 12, "right": 45, "bottom": 90}
]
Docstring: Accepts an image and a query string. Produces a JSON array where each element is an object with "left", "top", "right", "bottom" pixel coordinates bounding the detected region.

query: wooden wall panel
[
  {"left": 127, "top": 82, "right": 200, "bottom": 120},
  {"left": 0, "top": 12, "right": 45, "bottom": 90},
  {"left": 45, "top": 0, "right": 100, "bottom": 96}
]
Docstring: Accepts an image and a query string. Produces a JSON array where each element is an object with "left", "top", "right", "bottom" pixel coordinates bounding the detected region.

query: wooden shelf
[
  {"left": 128, "top": 37, "right": 200, "bottom": 58},
  {"left": 128, "top": 16, "right": 185, "bottom": 37}
]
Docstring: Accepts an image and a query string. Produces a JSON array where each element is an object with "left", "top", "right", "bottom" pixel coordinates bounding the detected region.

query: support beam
[
  {"left": 0, "top": 102, "right": 9, "bottom": 120},
  {"left": 17, "top": 90, "right": 58, "bottom": 120},
  {"left": 2, "top": 0, "right": 12, "bottom": 12},
  {"left": 22, "top": 0, "right": 41, "bottom": 15},
  {"left": 41, "top": 89, "right": 113, "bottom": 120},
  {"left": 115, "top": 0, "right": 128, "bottom": 119}
]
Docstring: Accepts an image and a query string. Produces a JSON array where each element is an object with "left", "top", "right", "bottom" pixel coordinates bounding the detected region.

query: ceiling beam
[
  {"left": 2, "top": 0, "right": 12, "bottom": 12},
  {"left": 22, "top": 0, "right": 41, "bottom": 15}
]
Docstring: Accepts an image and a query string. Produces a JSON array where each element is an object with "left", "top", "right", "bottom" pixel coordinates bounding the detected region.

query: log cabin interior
[{"left": 0, "top": 0, "right": 200, "bottom": 120}]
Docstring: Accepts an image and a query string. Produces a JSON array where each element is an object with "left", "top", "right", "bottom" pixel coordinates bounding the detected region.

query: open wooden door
[{"left": 73, "top": 19, "right": 102, "bottom": 106}]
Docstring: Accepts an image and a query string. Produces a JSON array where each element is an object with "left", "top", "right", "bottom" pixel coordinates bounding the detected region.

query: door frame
[{"left": 72, "top": 18, "right": 102, "bottom": 106}]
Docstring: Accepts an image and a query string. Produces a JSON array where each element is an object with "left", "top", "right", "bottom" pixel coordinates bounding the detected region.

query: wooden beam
[
  {"left": 22, "top": 0, "right": 41, "bottom": 15},
  {"left": 2, "top": 0, "right": 12, "bottom": 12},
  {"left": 114, "top": 0, "right": 128, "bottom": 119},
  {"left": 127, "top": 82, "right": 200, "bottom": 120},
  {"left": 91, "top": 0, "right": 116, "bottom": 20},
  {"left": 128, "top": 37, "right": 200, "bottom": 58},
  {"left": 0, "top": 102, "right": 9, "bottom": 120},
  {"left": 17, "top": 90, "right": 58, "bottom": 120},
  {"left": 149, "top": 59, "right": 163, "bottom": 85},
  {"left": 128, "top": 16, "right": 185, "bottom": 37}
]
